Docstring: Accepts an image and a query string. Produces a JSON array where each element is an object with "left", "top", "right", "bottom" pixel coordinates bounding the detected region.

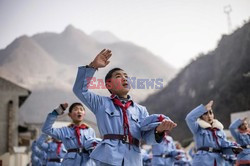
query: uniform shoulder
[{"left": 134, "top": 102, "right": 146, "bottom": 110}]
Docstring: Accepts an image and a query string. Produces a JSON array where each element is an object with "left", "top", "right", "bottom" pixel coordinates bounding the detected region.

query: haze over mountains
[
  {"left": 0, "top": 25, "right": 176, "bottom": 125},
  {"left": 141, "top": 21, "right": 250, "bottom": 143}
]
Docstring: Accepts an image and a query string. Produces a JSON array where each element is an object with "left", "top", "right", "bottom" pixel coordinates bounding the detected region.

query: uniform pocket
[
  {"left": 65, "top": 135, "right": 77, "bottom": 142},
  {"left": 131, "top": 113, "right": 140, "bottom": 123},
  {"left": 105, "top": 108, "right": 120, "bottom": 117}
]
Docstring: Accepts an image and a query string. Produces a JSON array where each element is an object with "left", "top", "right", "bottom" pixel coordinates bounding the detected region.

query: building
[
  {"left": 231, "top": 110, "right": 250, "bottom": 122},
  {"left": 0, "top": 77, "right": 31, "bottom": 166}
]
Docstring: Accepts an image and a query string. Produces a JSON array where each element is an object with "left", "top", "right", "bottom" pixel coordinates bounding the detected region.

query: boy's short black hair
[
  {"left": 105, "top": 68, "right": 123, "bottom": 82},
  {"left": 69, "top": 102, "right": 84, "bottom": 113},
  {"left": 105, "top": 68, "right": 123, "bottom": 94}
]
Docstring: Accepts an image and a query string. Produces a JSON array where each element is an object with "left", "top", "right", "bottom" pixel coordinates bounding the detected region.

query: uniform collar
[
  {"left": 197, "top": 118, "right": 224, "bottom": 130},
  {"left": 68, "top": 123, "right": 89, "bottom": 128},
  {"left": 110, "top": 94, "right": 134, "bottom": 106}
]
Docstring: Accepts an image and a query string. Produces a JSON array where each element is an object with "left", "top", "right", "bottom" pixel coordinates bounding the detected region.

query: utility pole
[{"left": 224, "top": 5, "right": 232, "bottom": 33}]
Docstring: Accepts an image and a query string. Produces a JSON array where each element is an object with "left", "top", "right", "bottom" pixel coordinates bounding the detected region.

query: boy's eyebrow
[
  {"left": 113, "top": 71, "right": 128, "bottom": 77},
  {"left": 114, "top": 73, "right": 122, "bottom": 76}
]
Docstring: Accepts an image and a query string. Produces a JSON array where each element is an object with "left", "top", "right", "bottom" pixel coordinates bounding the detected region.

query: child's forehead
[
  {"left": 72, "top": 105, "right": 84, "bottom": 109},
  {"left": 112, "top": 70, "right": 128, "bottom": 76}
]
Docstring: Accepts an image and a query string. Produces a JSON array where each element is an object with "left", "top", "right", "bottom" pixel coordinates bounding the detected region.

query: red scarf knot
[
  {"left": 112, "top": 97, "right": 133, "bottom": 144},
  {"left": 70, "top": 124, "right": 88, "bottom": 146},
  {"left": 207, "top": 127, "right": 220, "bottom": 146}
]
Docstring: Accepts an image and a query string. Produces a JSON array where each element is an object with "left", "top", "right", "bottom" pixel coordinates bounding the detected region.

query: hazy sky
[{"left": 1, "top": 0, "right": 250, "bottom": 68}]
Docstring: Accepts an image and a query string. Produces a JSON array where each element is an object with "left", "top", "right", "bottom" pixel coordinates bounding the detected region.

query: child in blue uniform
[
  {"left": 37, "top": 133, "right": 67, "bottom": 166},
  {"left": 229, "top": 117, "right": 250, "bottom": 165},
  {"left": 173, "top": 142, "right": 191, "bottom": 166},
  {"left": 185, "top": 100, "right": 242, "bottom": 166},
  {"left": 141, "top": 147, "right": 152, "bottom": 166},
  {"left": 31, "top": 140, "right": 47, "bottom": 166},
  {"left": 73, "top": 49, "right": 177, "bottom": 166},
  {"left": 42, "top": 102, "right": 100, "bottom": 166},
  {"left": 151, "top": 132, "right": 179, "bottom": 166}
]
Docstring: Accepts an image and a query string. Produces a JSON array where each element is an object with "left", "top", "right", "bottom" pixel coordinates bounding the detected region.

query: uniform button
[
  {"left": 122, "top": 101, "right": 125, "bottom": 104},
  {"left": 111, "top": 112, "right": 114, "bottom": 115}
]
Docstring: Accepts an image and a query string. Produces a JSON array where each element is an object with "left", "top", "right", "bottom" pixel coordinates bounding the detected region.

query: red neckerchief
[
  {"left": 55, "top": 141, "right": 62, "bottom": 155},
  {"left": 111, "top": 95, "right": 133, "bottom": 144},
  {"left": 70, "top": 124, "right": 88, "bottom": 146},
  {"left": 207, "top": 127, "right": 220, "bottom": 146}
]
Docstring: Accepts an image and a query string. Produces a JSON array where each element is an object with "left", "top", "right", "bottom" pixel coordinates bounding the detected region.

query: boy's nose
[{"left": 122, "top": 76, "right": 127, "bottom": 81}]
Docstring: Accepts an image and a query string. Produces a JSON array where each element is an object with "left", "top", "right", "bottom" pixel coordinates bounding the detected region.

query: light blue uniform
[
  {"left": 31, "top": 141, "right": 42, "bottom": 166},
  {"left": 31, "top": 140, "right": 47, "bottom": 166},
  {"left": 42, "top": 111, "right": 99, "bottom": 166},
  {"left": 229, "top": 118, "right": 250, "bottom": 163},
  {"left": 185, "top": 105, "right": 237, "bottom": 166},
  {"left": 173, "top": 149, "right": 191, "bottom": 166},
  {"left": 152, "top": 135, "right": 178, "bottom": 166},
  {"left": 37, "top": 134, "right": 67, "bottom": 166},
  {"left": 223, "top": 154, "right": 237, "bottom": 166},
  {"left": 141, "top": 148, "right": 152, "bottom": 166},
  {"left": 73, "top": 66, "right": 160, "bottom": 166}
]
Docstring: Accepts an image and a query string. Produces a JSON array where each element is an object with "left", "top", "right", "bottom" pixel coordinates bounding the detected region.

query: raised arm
[
  {"left": 229, "top": 118, "right": 243, "bottom": 140},
  {"left": 42, "top": 103, "right": 68, "bottom": 140},
  {"left": 185, "top": 100, "right": 213, "bottom": 134},
  {"left": 73, "top": 49, "right": 112, "bottom": 114}
]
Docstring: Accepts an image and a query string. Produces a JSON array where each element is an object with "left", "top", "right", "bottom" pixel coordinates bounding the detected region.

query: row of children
[
  {"left": 141, "top": 101, "right": 250, "bottom": 166},
  {"left": 185, "top": 100, "right": 250, "bottom": 166},
  {"left": 31, "top": 49, "right": 249, "bottom": 166},
  {"left": 141, "top": 138, "right": 191, "bottom": 166},
  {"left": 141, "top": 109, "right": 249, "bottom": 166}
]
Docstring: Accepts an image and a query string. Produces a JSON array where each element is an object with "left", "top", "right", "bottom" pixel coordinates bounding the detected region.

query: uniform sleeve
[
  {"left": 141, "top": 107, "right": 160, "bottom": 144},
  {"left": 219, "top": 130, "right": 236, "bottom": 148},
  {"left": 73, "top": 66, "right": 105, "bottom": 114},
  {"left": 229, "top": 118, "right": 242, "bottom": 141},
  {"left": 42, "top": 111, "right": 64, "bottom": 140},
  {"left": 185, "top": 104, "right": 207, "bottom": 134},
  {"left": 84, "top": 128, "right": 101, "bottom": 151},
  {"left": 36, "top": 133, "right": 49, "bottom": 151}
]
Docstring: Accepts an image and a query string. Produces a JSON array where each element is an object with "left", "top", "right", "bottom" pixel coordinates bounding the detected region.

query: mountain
[
  {"left": 0, "top": 35, "right": 72, "bottom": 88},
  {"left": 32, "top": 25, "right": 176, "bottom": 81},
  {"left": 32, "top": 25, "right": 177, "bottom": 101},
  {"left": 32, "top": 25, "right": 97, "bottom": 66},
  {"left": 90, "top": 31, "right": 120, "bottom": 44},
  {"left": 141, "top": 21, "right": 250, "bottom": 144},
  {"left": 0, "top": 25, "right": 177, "bottom": 126}
]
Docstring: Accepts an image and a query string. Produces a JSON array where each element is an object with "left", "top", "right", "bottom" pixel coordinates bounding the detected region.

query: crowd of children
[{"left": 30, "top": 49, "right": 249, "bottom": 166}]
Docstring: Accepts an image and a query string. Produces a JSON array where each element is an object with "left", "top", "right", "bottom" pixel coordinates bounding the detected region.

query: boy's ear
[
  {"left": 68, "top": 112, "right": 71, "bottom": 117},
  {"left": 105, "top": 82, "right": 112, "bottom": 89}
]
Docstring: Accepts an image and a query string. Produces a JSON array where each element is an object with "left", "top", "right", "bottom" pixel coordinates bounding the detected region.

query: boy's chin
[
  {"left": 73, "top": 119, "right": 83, "bottom": 123},
  {"left": 122, "top": 88, "right": 130, "bottom": 95}
]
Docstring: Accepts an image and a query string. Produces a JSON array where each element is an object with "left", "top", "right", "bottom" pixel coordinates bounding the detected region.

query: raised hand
[
  {"left": 89, "top": 49, "right": 112, "bottom": 69},
  {"left": 205, "top": 100, "right": 213, "bottom": 111},
  {"left": 55, "top": 102, "right": 68, "bottom": 115},
  {"left": 156, "top": 119, "right": 177, "bottom": 133},
  {"left": 60, "top": 103, "right": 68, "bottom": 110},
  {"left": 242, "top": 117, "right": 248, "bottom": 121}
]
